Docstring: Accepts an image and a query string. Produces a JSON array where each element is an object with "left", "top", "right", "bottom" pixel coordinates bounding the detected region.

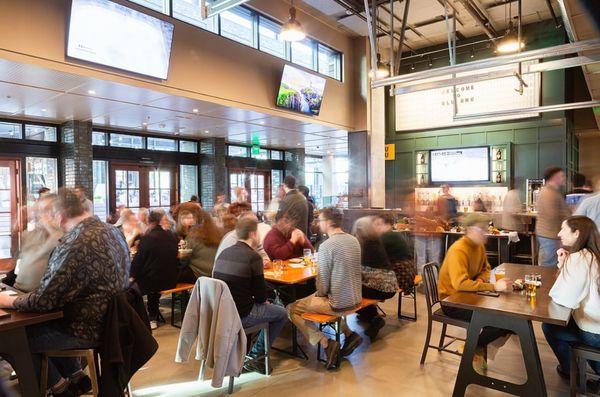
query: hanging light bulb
[
  {"left": 410, "top": 64, "right": 415, "bottom": 71},
  {"left": 281, "top": 0, "right": 306, "bottom": 42},
  {"left": 497, "top": 20, "right": 524, "bottom": 54},
  {"left": 470, "top": 46, "right": 475, "bottom": 59},
  {"left": 427, "top": 56, "right": 433, "bottom": 68},
  {"left": 369, "top": 53, "right": 389, "bottom": 79}
]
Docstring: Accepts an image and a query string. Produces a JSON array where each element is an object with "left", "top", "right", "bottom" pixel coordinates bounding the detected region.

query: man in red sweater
[{"left": 264, "top": 214, "right": 313, "bottom": 260}]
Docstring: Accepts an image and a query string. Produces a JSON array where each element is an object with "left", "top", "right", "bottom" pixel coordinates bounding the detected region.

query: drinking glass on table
[
  {"left": 525, "top": 274, "right": 537, "bottom": 297},
  {"left": 494, "top": 269, "right": 506, "bottom": 281},
  {"left": 273, "top": 260, "right": 283, "bottom": 277},
  {"left": 303, "top": 249, "right": 312, "bottom": 265}
]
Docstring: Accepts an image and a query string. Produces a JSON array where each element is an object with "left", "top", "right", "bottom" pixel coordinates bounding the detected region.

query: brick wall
[
  {"left": 200, "top": 138, "right": 226, "bottom": 208},
  {"left": 60, "top": 120, "right": 93, "bottom": 197}
]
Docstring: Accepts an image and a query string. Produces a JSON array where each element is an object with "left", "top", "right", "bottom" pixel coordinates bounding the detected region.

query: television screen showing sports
[
  {"left": 276, "top": 65, "right": 326, "bottom": 116},
  {"left": 430, "top": 147, "right": 490, "bottom": 183},
  {"left": 67, "top": 0, "right": 174, "bottom": 79}
]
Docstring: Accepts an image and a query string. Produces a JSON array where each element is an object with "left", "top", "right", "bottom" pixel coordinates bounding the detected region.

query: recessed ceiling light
[
  {"left": 142, "top": 122, "right": 147, "bottom": 126},
  {"left": 297, "top": 143, "right": 302, "bottom": 146},
  {"left": 87, "top": 90, "right": 96, "bottom": 95},
  {"left": 204, "top": 130, "right": 209, "bottom": 134},
  {"left": 175, "top": 132, "right": 180, "bottom": 136},
  {"left": 179, "top": 127, "right": 185, "bottom": 131},
  {"left": 258, "top": 121, "right": 265, "bottom": 125},
  {"left": 192, "top": 108, "right": 199, "bottom": 113},
  {"left": 41, "top": 108, "right": 46, "bottom": 112}
]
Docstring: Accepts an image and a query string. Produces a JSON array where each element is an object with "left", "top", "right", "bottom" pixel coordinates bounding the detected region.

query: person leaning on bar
[{"left": 438, "top": 213, "right": 513, "bottom": 374}]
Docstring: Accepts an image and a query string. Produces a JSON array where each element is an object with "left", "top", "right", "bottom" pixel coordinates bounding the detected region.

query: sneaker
[
  {"left": 324, "top": 340, "right": 340, "bottom": 370},
  {"left": 69, "top": 375, "right": 92, "bottom": 396},
  {"left": 364, "top": 317, "right": 385, "bottom": 341},
  {"left": 242, "top": 360, "right": 272, "bottom": 375},
  {"left": 556, "top": 365, "right": 570, "bottom": 380},
  {"left": 150, "top": 320, "right": 158, "bottom": 330},
  {"left": 340, "top": 332, "right": 363, "bottom": 357},
  {"left": 587, "top": 379, "right": 600, "bottom": 394}
]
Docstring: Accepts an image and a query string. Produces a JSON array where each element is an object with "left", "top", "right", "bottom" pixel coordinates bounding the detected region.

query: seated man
[
  {"left": 438, "top": 213, "right": 512, "bottom": 373},
  {"left": 0, "top": 188, "right": 130, "bottom": 397},
  {"left": 215, "top": 212, "right": 271, "bottom": 268},
  {"left": 288, "top": 207, "right": 363, "bottom": 370},
  {"left": 263, "top": 214, "right": 313, "bottom": 260},
  {"left": 131, "top": 209, "right": 180, "bottom": 329},
  {"left": 213, "top": 217, "right": 288, "bottom": 372}
]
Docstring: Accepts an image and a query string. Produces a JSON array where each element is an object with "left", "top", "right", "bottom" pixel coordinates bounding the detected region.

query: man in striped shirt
[{"left": 288, "top": 207, "right": 363, "bottom": 369}]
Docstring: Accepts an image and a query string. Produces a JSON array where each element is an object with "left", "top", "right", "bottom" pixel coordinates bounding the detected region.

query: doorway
[
  {"left": 229, "top": 169, "right": 271, "bottom": 212},
  {"left": 109, "top": 163, "right": 178, "bottom": 215},
  {"left": 0, "top": 158, "right": 21, "bottom": 267}
]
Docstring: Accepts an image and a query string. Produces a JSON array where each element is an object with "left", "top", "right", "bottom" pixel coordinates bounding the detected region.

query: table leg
[
  {"left": 452, "top": 311, "right": 547, "bottom": 397},
  {"left": 0, "top": 327, "right": 42, "bottom": 397}
]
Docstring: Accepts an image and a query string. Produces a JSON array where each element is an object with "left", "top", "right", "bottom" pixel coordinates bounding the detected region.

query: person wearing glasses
[{"left": 438, "top": 213, "right": 512, "bottom": 374}]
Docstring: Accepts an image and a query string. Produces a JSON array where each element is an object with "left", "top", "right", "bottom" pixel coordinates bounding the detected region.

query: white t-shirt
[{"left": 549, "top": 249, "right": 600, "bottom": 334}]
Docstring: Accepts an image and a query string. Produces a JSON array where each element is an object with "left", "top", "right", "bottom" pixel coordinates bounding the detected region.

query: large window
[
  {"left": 271, "top": 169, "right": 283, "bottom": 200},
  {"left": 147, "top": 137, "right": 177, "bottom": 151},
  {"left": 129, "top": 0, "right": 169, "bottom": 13},
  {"left": 180, "top": 165, "right": 198, "bottom": 203},
  {"left": 179, "top": 140, "right": 198, "bottom": 153},
  {"left": 258, "top": 16, "right": 286, "bottom": 59},
  {"left": 318, "top": 44, "right": 342, "bottom": 81},
  {"left": 25, "top": 125, "right": 57, "bottom": 142},
  {"left": 291, "top": 39, "right": 315, "bottom": 69},
  {"left": 92, "top": 131, "right": 107, "bottom": 146},
  {"left": 251, "top": 148, "right": 269, "bottom": 160},
  {"left": 149, "top": 170, "right": 171, "bottom": 210},
  {"left": 25, "top": 157, "right": 58, "bottom": 205},
  {"left": 93, "top": 160, "right": 109, "bottom": 221},
  {"left": 333, "top": 156, "right": 348, "bottom": 207},
  {"left": 173, "top": 0, "right": 218, "bottom": 32},
  {"left": 0, "top": 122, "right": 21, "bottom": 139},
  {"left": 115, "top": 169, "right": 141, "bottom": 210},
  {"left": 305, "top": 156, "right": 323, "bottom": 208},
  {"left": 110, "top": 133, "right": 144, "bottom": 149},
  {"left": 220, "top": 7, "right": 255, "bottom": 47},
  {"left": 228, "top": 145, "right": 249, "bottom": 157}
]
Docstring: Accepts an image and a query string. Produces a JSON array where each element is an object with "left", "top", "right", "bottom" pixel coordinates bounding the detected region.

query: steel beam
[
  {"left": 372, "top": 38, "right": 600, "bottom": 88},
  {"left": 201, "top": 0, "right": 249, "bottom": 19},
  {"left": 364, "top": 0, "right": 379, "bottom": 78},
  {"left": 394, "top": 0, "right": 410, "bottom": 75},
  {"left": 453, "top": 100, "right": 600, "bottom": 121},
  {"left": 457, "top": 0, "right": 498, "bottom": 39}
]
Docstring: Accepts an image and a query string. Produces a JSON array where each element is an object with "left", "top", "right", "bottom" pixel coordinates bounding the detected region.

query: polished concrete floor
[{"left": 130, "top": 293, "right": 572, "bottom": 397}]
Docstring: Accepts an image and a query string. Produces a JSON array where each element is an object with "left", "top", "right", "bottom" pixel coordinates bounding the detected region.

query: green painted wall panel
[
  {"left": 437, "top": 134, "right": 461, "bottom": 147},
  {"left": 415, "top": 137, "right": 437, "bottom": 149},
  {"left": 514, "top": 143, "right": 538, "bottom": 181},
  {"left": 539, "top": 125, "right": 565, "bottom": 142},
  {"left": 514, "top": 128, "right": 538, "bottom": 144},
  {"left": 461, "top": 133, "right": 486, "bottom": 146},
  {"left": 396, "top": 138, "right": 415, "bottom": 151},
  {"left": 486, "top": 130, "right": 513, "bottom": 144},
  {"left": 539, "top": 142, "right": 565, "bottom": 173}
]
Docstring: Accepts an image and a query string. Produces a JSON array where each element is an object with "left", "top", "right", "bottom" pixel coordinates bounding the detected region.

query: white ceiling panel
[
  {"left": 24, "top": 93, "right": 132, "bottom": 122},
  {"left": 69, "top": 79, "right": 169, "bottom": 106},
  {"left": 203, "top": 106, "right": 270, "bottom": 122},
  {"left": 144, "top": 95, "right": 225, "bottom": 114},
  {"left": 0, "top": 81, "right": 60, "bottom": 116}
]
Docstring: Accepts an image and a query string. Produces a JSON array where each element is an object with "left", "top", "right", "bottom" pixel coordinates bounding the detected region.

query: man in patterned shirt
[{"left": 0, "top": 188, "right": 130, "bottom": 397}]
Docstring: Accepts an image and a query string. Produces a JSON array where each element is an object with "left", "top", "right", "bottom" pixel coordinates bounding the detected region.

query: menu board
[{"left": 395, "top": 61, "right": 541, "bottom": 131}]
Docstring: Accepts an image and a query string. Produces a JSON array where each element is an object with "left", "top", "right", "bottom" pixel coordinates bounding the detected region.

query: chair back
[{"left": 422, "top": 262, "right": 440, "bottom": 317}]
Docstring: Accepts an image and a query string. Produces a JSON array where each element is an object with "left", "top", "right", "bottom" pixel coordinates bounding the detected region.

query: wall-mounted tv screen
[
  {"left": 430, "top": 147, "right": 490, "bottom": 183},
  {"left": 67, "top": 0, "right": 174, "bottom": 79},
  {"left": 276, "top": 65, "right": 326, "bottom": 116}
]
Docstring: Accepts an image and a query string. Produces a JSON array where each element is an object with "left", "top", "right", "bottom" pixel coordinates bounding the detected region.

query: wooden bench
[
  {"left": 397, "top": 274, "right": 422, "bottom": 322},
  {"left": 159, "top": 283, "right": 195, "bottom": 328},
  {"left": 301, "top": 298, "right": 380, "bottom": 368}
]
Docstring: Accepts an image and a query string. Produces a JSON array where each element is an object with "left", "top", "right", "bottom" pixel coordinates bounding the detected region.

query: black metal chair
[
  {"left": 570, "top": 344, "right": 600, "bottom": 397},
  {"left": 420, "top": 262, "right": 469, "bottom": 365}
]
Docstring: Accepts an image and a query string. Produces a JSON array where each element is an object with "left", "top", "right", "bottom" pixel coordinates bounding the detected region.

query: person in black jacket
[
  {"left": 298, "top": 185, "right": 315, "bottom": 241},
  {"left": 276, "top": 175, "right": 309, "bottom": 235},
  {"left": 131, "top": 209, "right": 179, "bottom": 329},
  {"left": 352, "top": 216, "right": 398, "bottom": 340}
]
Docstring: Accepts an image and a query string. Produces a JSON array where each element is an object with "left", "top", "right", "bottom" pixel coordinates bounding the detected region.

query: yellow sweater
[{"left": 438, "top": 236, "right": 494, "bottom": 300}]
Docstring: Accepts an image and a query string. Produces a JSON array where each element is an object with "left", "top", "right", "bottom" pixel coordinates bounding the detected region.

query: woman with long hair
[
  {"left": 179, "top": 209, "right": 224, "bottom": 281},
  {"left": 542, "top": 215, "right": 600, "bottom": 382},
  {"left": 115, "top": 208, "right": 142, "bottom": 250},
  {"left": 175, "top": 209, "right": 199, "bottom": 240},
  {"left": 352, "top": 216, "right": 398, "bottom": 340}
]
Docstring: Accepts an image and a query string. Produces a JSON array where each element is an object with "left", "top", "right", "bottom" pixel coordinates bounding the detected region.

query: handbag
[
  {"left": 393, "top": 259, "right": 417, "bottom": 292},
  {"left": 361, "top": 265, "right": 399, "bottom": 293}
]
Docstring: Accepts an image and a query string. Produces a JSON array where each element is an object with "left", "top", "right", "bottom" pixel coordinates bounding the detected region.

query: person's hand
[
  {"left": 476, "top": 278, "right": 485, "bottom": 284},
  {"left": 494, "top": 278, "right": 512, "bottom": 292},
  {"left": 0, "top": 293, "right": 17, "bottom": 309},
  {"left": 263, "top": 260, "right": 272, "bottom": 269},
  {"left": 291, "top": 229, "right": 304, "bottom": 244},
  {"left": 557, "top": 248, "right": 569, "bottom": 268}
]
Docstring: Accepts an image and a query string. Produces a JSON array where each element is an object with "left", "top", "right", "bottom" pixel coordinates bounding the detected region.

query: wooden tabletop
[
  {"left": 443, "top": 263, "right": 572, "bottom": 326},
  {"left": 0, "top": 285, "right": 63, "bottom": 332},
  {"left": 264, "top": 260, "right": 318, "bottom": 285}
]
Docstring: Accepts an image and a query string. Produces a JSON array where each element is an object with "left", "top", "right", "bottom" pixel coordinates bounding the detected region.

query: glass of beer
[
  {"left": 273, "top": 260, "right": 283, "bottom": 277},
  {"left": 495, "top": 269, "right": 506, "bottom": 281},
  {"left": 303, "top": 249, "right": 312, "bottom": 266},
  {"left": 525, "top": 274, "right": 537, "bottom": 297}
]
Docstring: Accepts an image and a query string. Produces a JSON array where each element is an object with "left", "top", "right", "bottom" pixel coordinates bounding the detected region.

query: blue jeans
[
  {"left": 415, "top": 236, "right": 442, "bottom": 274},
  {"left": 537, "top": 236, "right": 560, "bottom": 267},
  {"left": 542, "top": 320, "right": 600, "bottom": 374},
  {"left": 13, "top": 323, "right": 94, "bottom": 387},
  {"left": 241, "top": 303, "right": 288, "bottom": 354}
]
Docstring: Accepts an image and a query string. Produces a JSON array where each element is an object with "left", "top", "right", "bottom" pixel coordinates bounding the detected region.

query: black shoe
[
  {"left": 356, "top": 313, "right": 369, "bottom": 322},
  {"left": 69, "top": 375, "right": 92, "bottom": 396},
  {"left": 340, "top": 332, "right": 363, "bottom": 357},
  {"left": 324, "top": 340, "right": 340, "bottom": 370},
  {"left": 51, "top": 384, "right": 77, "bottom": 397},
  {"left": 242, "top": 360, "right": 271, "bottom": 375},
  {"left": 365, "top": 317, "right": 385, "bottom": 341},
  {"left": 556, "top": 365, "right": 570, "bottom": 380},
  {"left": 587, "top": 379, "right": 600, "bottom": 395}
]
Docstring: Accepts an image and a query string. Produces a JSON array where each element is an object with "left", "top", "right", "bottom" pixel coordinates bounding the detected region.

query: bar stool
[
  {"left": 570, "top": 344, "right": 600, "bottom": 397},
  {"left": 40, "top": 349, "right": 99, "bottom": 396}
]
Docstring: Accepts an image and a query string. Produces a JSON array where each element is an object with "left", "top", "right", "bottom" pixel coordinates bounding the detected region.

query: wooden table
[
  {"left": 0, "top": 306, "right": 63, "bottom": 397},
  {"left": 443, "top": 263, "right": 571, "bottom": 397},
  {"left": 264, "top": 260, "right": 317, "bottom": 360}
]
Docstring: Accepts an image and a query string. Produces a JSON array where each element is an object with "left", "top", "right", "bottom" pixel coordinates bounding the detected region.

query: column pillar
[
  {"left": 200, "top": 138, "right": 226, "bottom": 208},
  {"left": 348, "top": 131, "right": 368, "bottom": 208},
  {"left": 285, "top": 148, "right": 305, "bottom": 186},
  {"left": 369, "top": 86, "right": 386, "bottom": 208},
  {"left": 60, "top": 120, "right": 93, "bottom": 197}
]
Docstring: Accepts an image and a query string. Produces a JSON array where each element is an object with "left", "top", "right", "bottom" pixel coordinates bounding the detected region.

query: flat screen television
[
  {"left": 430, "top": 147, "right": 490, "bottom": 183},
  {"left": 276, "top": 65, "right": 326, "bottom": 116},
  {"left": 67, "top": 0, "right": 174, "bottom": 79}
]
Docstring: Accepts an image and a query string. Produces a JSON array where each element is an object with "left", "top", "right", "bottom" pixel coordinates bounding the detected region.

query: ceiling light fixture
[
  {"left": 427, "top": 56, "right": 433, "bottom": 68},
  {"left": 470, "top": 46, "right": 475, "bottom": 59},
  {"left": 204, "top": 130, "right": 210, "bottom": 134},
  {"left": 496, "top": 20, "right": 524, "bottom": 54},
  {"left": 368, "top": 53, "right": 390, "bottom": 79},
  {"left": 297, "top": 143, "right": 302, "bottom": 146},
  {"left": 87, "top": 90, "right": 96, "bottom": 95},
  {"left": 258, "top": 121, "right": 265, "bottom": 125},
  {"left": 142, "top": 122, "right": 147, "bottom": 126},
  {"left": 410, "top": 64, "right": 415, "bottom": 71},
  {"left": 41, "top": 108, "right": 47, "bottom": 112},
  {"left": 280, "top": 0, "right": 305, "bottom": 42},
  {"left": 192, "top": 108, "right": 199, "bottom": 113}
]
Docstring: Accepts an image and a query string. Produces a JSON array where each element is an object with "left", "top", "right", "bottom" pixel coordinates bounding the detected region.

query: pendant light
[
  {"left": 281, "top": 0, "right": 306, "bottom": 42},
  {"left": 369, "top": 53, "right": 390, "bottom": 79},
  {"left": 497, "top": 20, "right": 524, "bottom": 53}
]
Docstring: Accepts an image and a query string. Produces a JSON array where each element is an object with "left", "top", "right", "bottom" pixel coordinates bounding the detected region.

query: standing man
[
  {"left": 288, "top": 207, "right": 363, "bottom": 370},
  {"left": 298, "top": 185, "right": 315, "bottom": 240},
  {"left": 0, "top": 188, "right": 129, "bottom": 396},
  {"left": 276, "top": 175, "right": 309, "bottom": 235},
  {"left": 536, "top": 167, "right": 570, "bottom": 266},
  {"left": 213, "top": 217, "right": 288, "bottom": 370},
  {"left": 74, "top": 185, "right": 93, "bottom": 214}
]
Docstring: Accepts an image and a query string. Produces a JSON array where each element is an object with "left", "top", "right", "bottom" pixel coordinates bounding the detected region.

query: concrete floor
[{"left": 129, "top": 293, "right": 572, "bottom": 397}]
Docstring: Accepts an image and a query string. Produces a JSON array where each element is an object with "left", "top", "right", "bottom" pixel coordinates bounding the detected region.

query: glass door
[
  {"left": 228, "top": 169, "right": 271, "bottom": 213},
  {"left": 0, "top": 159, "right": 21, "bottom": 266}
]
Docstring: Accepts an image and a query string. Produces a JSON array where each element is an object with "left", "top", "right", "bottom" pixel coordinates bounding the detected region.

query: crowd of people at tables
[{"left": 1, "top": 169, "right": 600, "bottom": 394}]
